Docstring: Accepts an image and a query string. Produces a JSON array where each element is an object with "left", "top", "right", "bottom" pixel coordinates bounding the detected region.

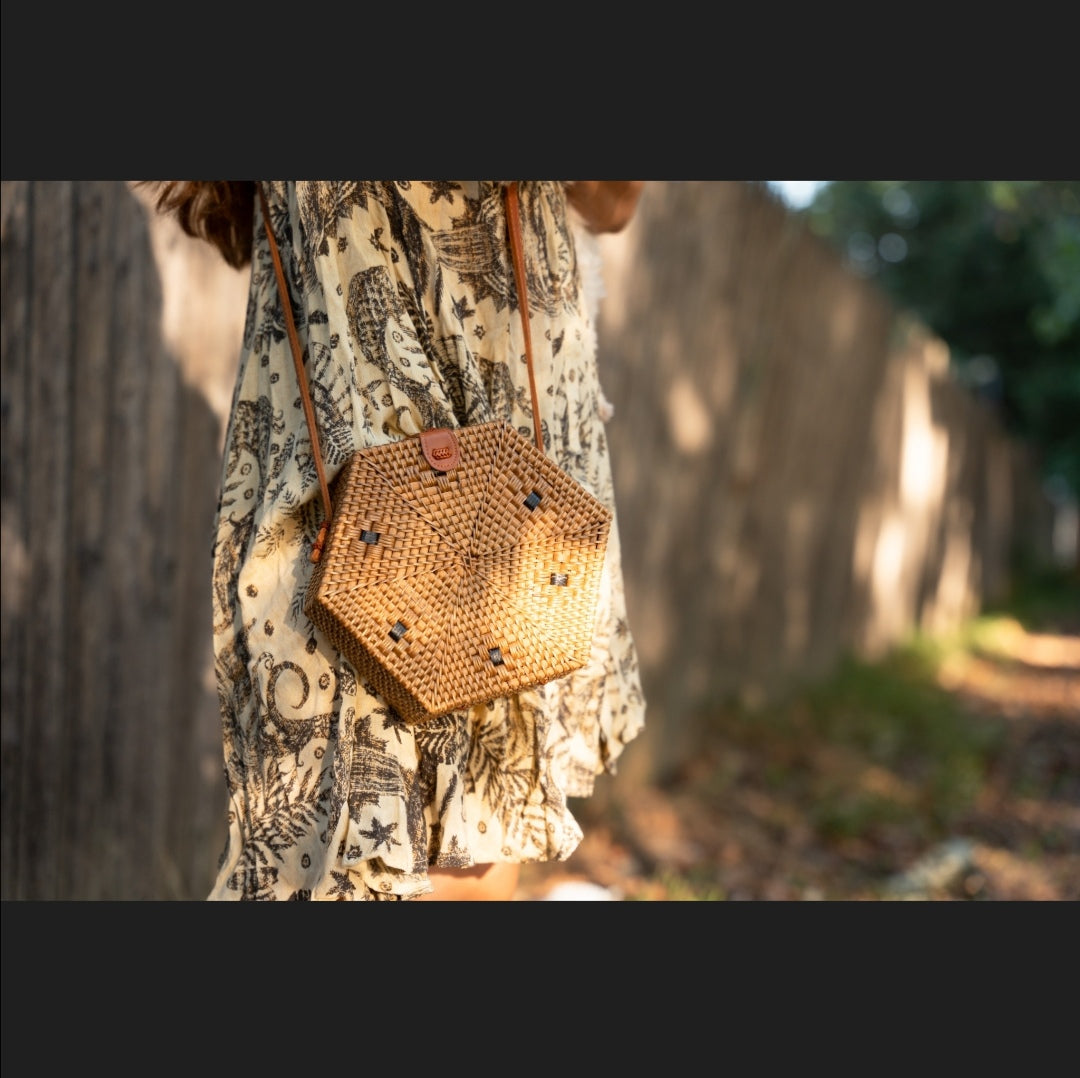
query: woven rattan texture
[{"left": 305, "top": 421, "right": 611, "bottom": 723}]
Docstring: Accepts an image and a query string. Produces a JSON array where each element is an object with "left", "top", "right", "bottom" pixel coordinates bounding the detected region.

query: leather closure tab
[{"left": 419, "top": 428, "right": 461, "bottom": 472}]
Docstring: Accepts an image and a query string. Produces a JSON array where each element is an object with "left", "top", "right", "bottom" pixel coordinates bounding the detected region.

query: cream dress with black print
[{"left": 208, "top": 181, "right": 645, "bottom": 900}]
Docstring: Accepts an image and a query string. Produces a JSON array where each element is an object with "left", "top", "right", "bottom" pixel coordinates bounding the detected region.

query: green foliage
[
  {"left": 811, "top": 787, "right": 919, "bottom": 843},
  {"left": 802, "top": 645, "right": 1008, "bottom": 827},
  {"left": 803, "top": 181, "right": 1080, "bottom": 497}
]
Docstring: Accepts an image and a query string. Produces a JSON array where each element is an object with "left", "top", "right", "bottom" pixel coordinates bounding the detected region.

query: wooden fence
[
  {"left": 1, "top": 181, "right": 245, "bottom": 899},
  {"left": 594, "top": 181, "right": 1054, "bottom": 783}
]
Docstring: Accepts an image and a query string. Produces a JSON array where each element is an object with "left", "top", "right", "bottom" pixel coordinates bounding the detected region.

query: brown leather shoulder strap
[
  {"left": 503, "top": 181, "right": 544, "bottom": 453},
  {"left": 257, "top": 183, "right": 333, "bottom": 556}
]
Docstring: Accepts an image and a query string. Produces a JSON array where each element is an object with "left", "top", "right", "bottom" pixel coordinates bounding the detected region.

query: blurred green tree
[{"left": 800, "top": 180, "right": 1080, "bottom": 500}]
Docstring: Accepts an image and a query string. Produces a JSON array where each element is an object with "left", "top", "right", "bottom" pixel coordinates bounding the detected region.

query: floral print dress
[{"left": 208, "top": 181, "right": 645, "bottom": 900}]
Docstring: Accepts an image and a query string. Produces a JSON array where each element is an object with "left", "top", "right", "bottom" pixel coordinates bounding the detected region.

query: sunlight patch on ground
[
  {"left": 934, "top": 616, "right": 1080, "bottom": 720},
  {"left": 968, "top": 616, "right": 1080, "bottom": 668},
  {"left": 936, "top": 650, "right": 1080, "bottom": 719}
]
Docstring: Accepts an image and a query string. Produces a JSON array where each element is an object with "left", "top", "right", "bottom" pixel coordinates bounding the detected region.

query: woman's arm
[{"left": 564, "top": 181, "right": 646, "bottom": 234}]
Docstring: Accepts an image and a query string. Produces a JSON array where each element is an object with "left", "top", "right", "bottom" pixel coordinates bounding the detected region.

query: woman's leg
[{"left": 416, "top": 862, "right": 521, "bottom": 901}]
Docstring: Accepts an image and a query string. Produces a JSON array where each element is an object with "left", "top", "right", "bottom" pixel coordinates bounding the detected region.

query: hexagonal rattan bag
[{"left": 305, "top": 421, "right": 611, "bottom": 722}]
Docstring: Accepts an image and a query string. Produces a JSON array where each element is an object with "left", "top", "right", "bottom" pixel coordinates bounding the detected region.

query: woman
[{"left": 148, "top": 180, "right": 646, "bottom": 900}]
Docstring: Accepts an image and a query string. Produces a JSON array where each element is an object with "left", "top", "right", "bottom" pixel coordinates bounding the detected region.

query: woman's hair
[{"left": 142, "top": 181, "right": 255, "bottom": 269}]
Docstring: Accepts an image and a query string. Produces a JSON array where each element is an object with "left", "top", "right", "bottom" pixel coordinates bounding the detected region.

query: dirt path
[{"left": 515, "top": 616, "right": 1080, "bottom": 901}]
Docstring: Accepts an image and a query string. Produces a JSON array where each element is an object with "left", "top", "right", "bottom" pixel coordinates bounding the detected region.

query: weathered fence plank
[
  {"left": 1, "top": 180, "right": 33, "bottom": 899},
  {"left": 63, "top": 180, "right": 116, "bottom": 899},
  {"left": 24, "top": 182, "right": 75, "bottom": 899}
]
